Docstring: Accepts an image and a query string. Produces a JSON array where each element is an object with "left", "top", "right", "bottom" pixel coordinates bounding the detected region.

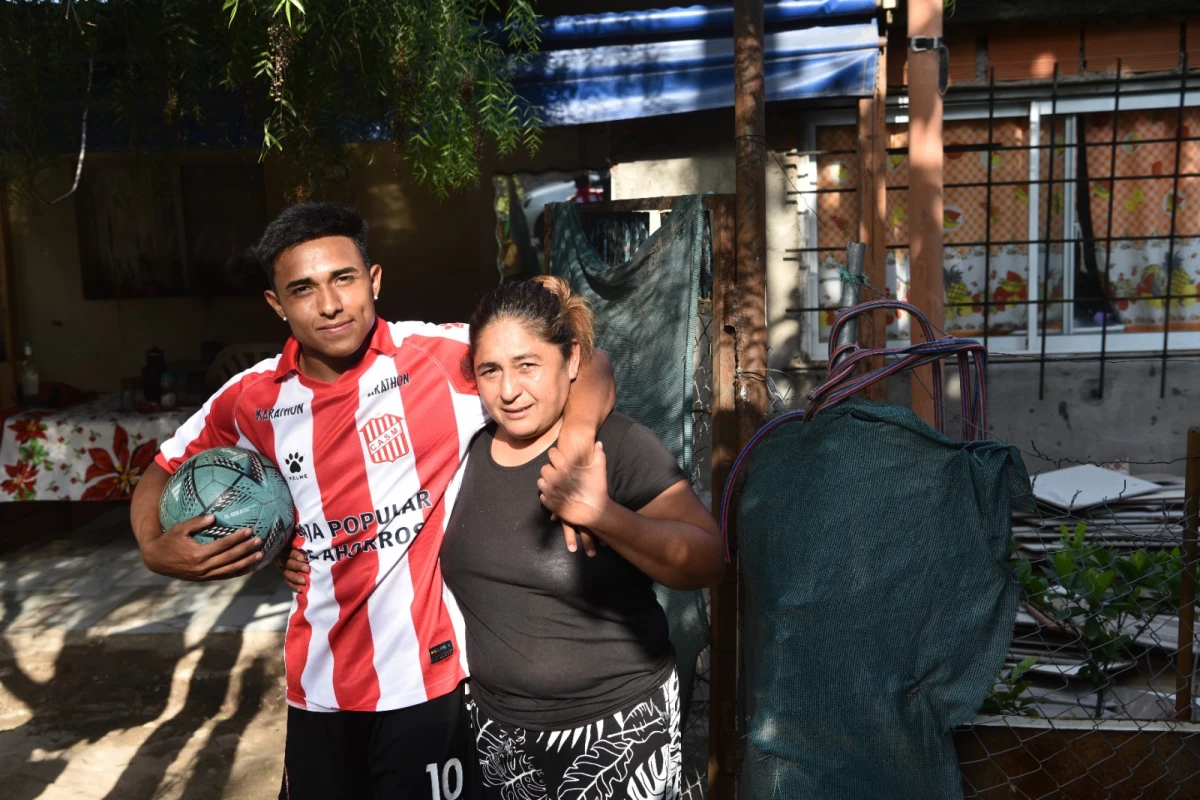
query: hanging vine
[{"left": 0, "top": 0, "right": 542, "bottom": 200}]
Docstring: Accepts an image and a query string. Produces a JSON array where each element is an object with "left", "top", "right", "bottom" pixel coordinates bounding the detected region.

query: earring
[
  {"left": 373, "top": 295, "right": 379, "bottom": 300},
  {"left": 282, "top": 316, "right": 288, "bottom": 322}
]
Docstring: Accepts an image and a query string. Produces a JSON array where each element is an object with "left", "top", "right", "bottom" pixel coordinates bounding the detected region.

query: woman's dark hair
[
  {"left": 468, "top": 276, "right": 595, "bottom": 363},
  {"left": 255, "top": 202, "right": 370, "bottom": 287}
]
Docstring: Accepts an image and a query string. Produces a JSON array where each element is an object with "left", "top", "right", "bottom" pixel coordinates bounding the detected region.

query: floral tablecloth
[{"left": 0, "top": 395, "right": 193, "bottom": 502}]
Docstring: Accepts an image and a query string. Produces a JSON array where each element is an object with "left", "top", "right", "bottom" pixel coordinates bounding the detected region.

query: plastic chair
[{"left": 205, "top": 343, "right": 281, "bottom": 388}]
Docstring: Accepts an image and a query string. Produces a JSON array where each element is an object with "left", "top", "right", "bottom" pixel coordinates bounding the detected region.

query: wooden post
[
  {"left": 1177, "top": 427, "right": 1200, "bottom": 720},
  {"left": 856, "top": 44, "right": 889, "bottom": 401},
  {"left": 707, "top": 195, "right": 741, "bottom": 800},
  {"left": 706, "top": 1, "right": 770, "bottom": 797},
  {"left": 0, "top": 175, "right": 18, "bottom": 407},
  {"left": 906, "top": 0, "right": 944, "bottom": 425},
  {"left": 733, "top": 0, "right": 769, "bottom": 443}
]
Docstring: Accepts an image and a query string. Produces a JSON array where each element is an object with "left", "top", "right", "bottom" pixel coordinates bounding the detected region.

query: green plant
[
  {"left": 0, "top": 0, "right": 541, "bottom": 200},
  {"left": 980, "top": 656, "right": 1040, "bottom": 716},
  {"left": 1007, "top": 523, "right": 1193, "bottom": 717}
]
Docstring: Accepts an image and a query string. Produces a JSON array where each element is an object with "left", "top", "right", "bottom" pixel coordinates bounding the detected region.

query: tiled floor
[{"left": 0, "top": 506, "right": 290, "bottom": 799}]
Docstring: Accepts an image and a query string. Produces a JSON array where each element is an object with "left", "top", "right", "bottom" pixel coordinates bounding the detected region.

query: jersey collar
[{"left": 274, "top": 317, "right": 397, "bottom": 381}]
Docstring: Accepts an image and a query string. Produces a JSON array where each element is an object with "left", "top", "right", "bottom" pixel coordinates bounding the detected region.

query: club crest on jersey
[{"left": 360, "top": 414, "right": 410, "bottom": 463}]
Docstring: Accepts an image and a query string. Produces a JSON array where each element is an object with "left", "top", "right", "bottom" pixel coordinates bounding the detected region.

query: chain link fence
[
  {"left": 588, "top": 194, "right": 1191, "bottom": 798},
  {"left": 958, "top": 464, "right": 1200, "bottom": 798}
]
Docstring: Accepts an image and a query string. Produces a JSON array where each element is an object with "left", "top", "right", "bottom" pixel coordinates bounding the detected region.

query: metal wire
[{"left": 957, "top": 481, "right": 1200, "bottom": 799}]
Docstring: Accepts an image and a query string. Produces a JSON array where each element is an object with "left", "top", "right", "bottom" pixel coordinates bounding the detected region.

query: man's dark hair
[{"left": 256, "top": 202, "right": 370, "bottom": 287}]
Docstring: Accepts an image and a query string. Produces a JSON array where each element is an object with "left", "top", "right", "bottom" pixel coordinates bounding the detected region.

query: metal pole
[
  {"left": 1176, "top": 427, "right": 1199, "bottom": 721},
  {"left": 1159, "top": 54, "right": 1189, "bottom": 398},
  {"left": 1097, "top": 61, "right": 1123, "bottom": 401},
  {"left": 982, "top": 69, "right": 996, "bottom": 353},
  {"left": 856, "top": 47, "right": 888, "bottom": 400},
  {"left": 906, "top": 0, "right": 944, "bottom": 425},
  {"left": 1037, "top": 67, "right": 1060, "bottom": 401},
  {"left": 832, "top": 242, "right": 867, "bottom": 371}
]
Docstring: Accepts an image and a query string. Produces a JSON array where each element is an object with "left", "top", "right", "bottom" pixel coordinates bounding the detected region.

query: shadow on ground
[{"left": 0, "top": 506, "right": 287, "bottom": 800}]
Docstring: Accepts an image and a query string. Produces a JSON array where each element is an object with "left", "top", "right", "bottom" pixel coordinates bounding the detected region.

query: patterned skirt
[{"left": 467, "top": 670, "right": 681, "bottom": 800}]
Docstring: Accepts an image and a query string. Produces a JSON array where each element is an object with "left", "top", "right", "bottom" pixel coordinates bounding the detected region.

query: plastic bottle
[{"left": 19, "top": 342, "right": 39, "bottom": 405}]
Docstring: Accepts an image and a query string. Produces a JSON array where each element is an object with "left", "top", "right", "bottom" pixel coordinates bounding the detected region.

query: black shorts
[{"left": 280, "top": 681, "right": 477, "bottom": 800}]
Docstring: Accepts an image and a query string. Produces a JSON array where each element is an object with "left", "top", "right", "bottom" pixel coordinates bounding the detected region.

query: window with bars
[{"left": 792, "top": 78, "right": 1200, "bottom": 362}]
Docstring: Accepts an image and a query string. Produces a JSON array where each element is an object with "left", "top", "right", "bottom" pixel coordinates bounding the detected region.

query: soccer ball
[{"left": 158, "top": 446, "right": 295, "bottom": 568}]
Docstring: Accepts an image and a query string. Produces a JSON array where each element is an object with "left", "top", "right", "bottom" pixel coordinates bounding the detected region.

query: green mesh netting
[
  {"left": 550, "top": 195, "right": 703, "bottom": 477},
  {"left": 549, "top": 195, "right": 710, "bottom": 724},
  {"left": 737, "top": 398, "right": 1032, "bottom": 800}
]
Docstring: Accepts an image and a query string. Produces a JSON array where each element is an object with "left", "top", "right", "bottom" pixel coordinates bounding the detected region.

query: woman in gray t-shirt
[{"left": 441, "top": 276, "right": 725, "bottom": 800}]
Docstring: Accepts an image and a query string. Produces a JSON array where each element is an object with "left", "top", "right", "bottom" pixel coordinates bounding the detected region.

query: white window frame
[{"left": 798, "top": 90, "right": 1200, "bottom": 360}]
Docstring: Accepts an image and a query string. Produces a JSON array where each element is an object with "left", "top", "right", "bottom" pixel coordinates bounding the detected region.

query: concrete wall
[
  {"left": 782, "top": 358, "right": 1198, "bottom": 477},
  {"left": 8, "top": 156, "right": 285, "bottom": 393},
  {"left": 984, "top": 359, "right": 1198, "bottom": 477}
]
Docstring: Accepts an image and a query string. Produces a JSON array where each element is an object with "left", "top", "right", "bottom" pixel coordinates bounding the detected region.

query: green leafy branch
[
  {"left": 0, "top": 0, "right": 543, "bottom": 201},
  {"left": 984, "top": 522, "right": 1196, "bottom": 718},
  {"left": 979, "top": 656, "right": 1040, "bottom": 717}
]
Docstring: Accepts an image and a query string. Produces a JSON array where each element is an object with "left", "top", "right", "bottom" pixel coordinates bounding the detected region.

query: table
[{"left": 0, "top": 395, "right": 193, "bottom": 502}]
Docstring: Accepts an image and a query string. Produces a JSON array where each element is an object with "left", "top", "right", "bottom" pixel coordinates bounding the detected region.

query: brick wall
[{"left": 888, "top": 19, "right": 1195, "bottom": 87}]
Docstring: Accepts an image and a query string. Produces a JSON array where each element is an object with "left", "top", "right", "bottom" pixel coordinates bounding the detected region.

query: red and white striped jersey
[{"left": 156, "top": 319, "right": 486, "bottom": 713}]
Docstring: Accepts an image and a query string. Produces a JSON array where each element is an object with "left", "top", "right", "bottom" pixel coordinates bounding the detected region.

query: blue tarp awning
[{"left": 514, "top": 0, "right": 881, "bottom": 127}]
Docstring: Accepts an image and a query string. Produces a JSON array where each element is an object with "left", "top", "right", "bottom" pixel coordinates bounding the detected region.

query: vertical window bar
[
  {"left": 983, "top": 70, "right": 997, "bottom": 352},
  {"left": 1098, "top": 61, "right": 1123, "bottom": 400},
  {"left": 1060, "top": 115, "right": 1078, "bottom": 337},
  {"left": 1038, "top": 65, "right": 1060, "bottom": 400},
  {"left": 1027, "top": 105, "right": 1043, "bottom": 357},
  {"left": 1160, "top": 53, "right": 1189, "bottom": 398}
]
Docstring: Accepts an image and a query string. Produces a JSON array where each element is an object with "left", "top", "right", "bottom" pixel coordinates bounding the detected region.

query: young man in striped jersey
[{"left": 129, "top": 203, "right": 615, "bottom": 799}]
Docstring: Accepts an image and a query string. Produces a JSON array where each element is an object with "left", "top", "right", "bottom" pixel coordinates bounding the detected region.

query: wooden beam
[
  {"left": 856, "top": 44, "right": 889, "bottom": 402},
  {"left": 907, "top": 0, "right": 945, "bottom": 427}
]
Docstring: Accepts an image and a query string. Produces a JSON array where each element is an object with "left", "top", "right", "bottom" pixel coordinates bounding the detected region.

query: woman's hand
[
  {"left": 550, "top": 422, "right": 604, "bottom": 556},
  {"left": 538, "top": 441, "right": 611, "bottom": 536}
]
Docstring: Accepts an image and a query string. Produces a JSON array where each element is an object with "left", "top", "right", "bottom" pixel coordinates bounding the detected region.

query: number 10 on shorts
[{"left": 426, "top": 758, "right": 463, "bottom": 800}]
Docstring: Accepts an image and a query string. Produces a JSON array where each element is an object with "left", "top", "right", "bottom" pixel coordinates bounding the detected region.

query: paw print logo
[{"left": 285, "top": 453, "right": 304, "bottom": 474}]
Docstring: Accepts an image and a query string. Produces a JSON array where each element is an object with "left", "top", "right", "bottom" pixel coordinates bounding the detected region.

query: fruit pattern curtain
[
  {"left": 815, "top": 118, "right": 1066, "bottom": 341},
  {"left": 815, "top": 109, "right": 1200, "bottom": 340},
  {"left": 1083, "top": 108, "right": 1200, "bottom": 331}
]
